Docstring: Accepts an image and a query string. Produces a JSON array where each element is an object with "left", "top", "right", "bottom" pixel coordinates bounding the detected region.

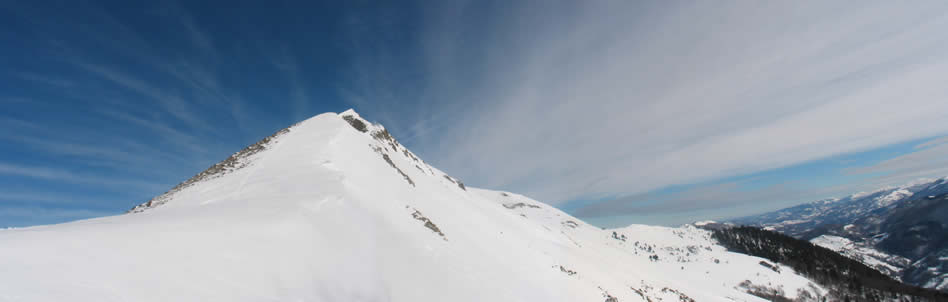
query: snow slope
[
  {"left": 0, "top": 111, "right": 825, "bottom": 302},
  {"left": 810, "top": 235, "right": 911, "bottom": 281}
]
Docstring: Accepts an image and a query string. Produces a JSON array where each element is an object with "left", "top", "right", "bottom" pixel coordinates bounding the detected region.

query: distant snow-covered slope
[
  {"left": 0, "top": 110, "right": 826, "bottom": 301},
  {"left": 732, "top": 179, "right": 946, "bottom": 238},
  {"left": 810, "top": 235, "right": 911, "bottom": 281},
  {"left": 735, "top": 177, "right": 948, "bottom": 292}
]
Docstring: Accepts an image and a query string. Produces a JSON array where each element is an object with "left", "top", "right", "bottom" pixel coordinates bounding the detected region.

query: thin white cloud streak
[
  {"left": 74, "top": 62, "right": 212, "bottom": 131},
  {"left": 0, "top": 130, "right": 197, "bottom": 177},
  {"left": 179, "top": 15, "right": 216, "bottom": 57},
  {"left": 540, "top": 134, "right": 948, "bottom": 225},
  {"left": 0, "top": 207, "right": 114, "bottom": 227},
  {"left": 576, "top": 181, "right": 801, "bottom": 217},
  {"left": 270, "top": 46, "right": 312, "bottom": 122},
  {"left": 41, "top": 2, "right": 248, "bottom": 131},
  {"left": 846, "top": 139, "right": 948, "bottom": 187},
  {"left": 351, "top": 1, "right": 948, "bottom": 206},
  {"left": 13, "top": 72, "right": 75, "bottom": 88},
  {"left": 0, "top": 117, "right": 42, "bottom": 130},
  {"left": 96, "top": 109, "right": 209, "bottom": 155},
  {"left": 572, "top": 176, "right": 861, "bottom": 226},
  {"left": 0, "top": 191, "right": 99, "bottom": 205},
  {"left": 0, "top": 163, "right": 167, "bottom": 192},
  {"left": 915, "top": 136, "right": 948, "bottom": 150},
  {"left": 0, "top": 207, "right": 109, "bottom": 218}
]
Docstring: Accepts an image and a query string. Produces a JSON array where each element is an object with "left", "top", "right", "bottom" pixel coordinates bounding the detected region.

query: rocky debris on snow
[
  {"left": 503, "top": 202, "right": 541, "bottom": 209},
  {"left": 409, "top": 207, "right": 446, "bottom": 240},
  {"left": 441, "top": 175, "right": 466, "bottom": 191},
  {"left": 129, "top": 126, "right": 292, "bottom": 213},
  {"left": 556, "top": 265, "right": 577, "bottom": 276},
  {"left": 381, "top": 153, "right": 414, "bottom": 187}
]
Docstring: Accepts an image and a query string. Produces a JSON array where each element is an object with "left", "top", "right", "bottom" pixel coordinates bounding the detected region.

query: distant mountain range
[{"left": 733, "top": 177, "right": 948, "bottom": 292}]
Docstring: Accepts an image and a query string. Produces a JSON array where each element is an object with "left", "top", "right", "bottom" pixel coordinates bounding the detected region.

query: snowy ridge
[
  {"left": 0, "top": 111, "right": 827, "bottom": 301},
  {"left": 128, "top": 124, "right": 296, "bottom": 213}
]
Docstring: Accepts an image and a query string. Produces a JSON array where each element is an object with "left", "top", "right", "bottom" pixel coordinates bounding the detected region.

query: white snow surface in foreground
[{"left": 0, "top": 111, "right": 823, "bottom": 301}]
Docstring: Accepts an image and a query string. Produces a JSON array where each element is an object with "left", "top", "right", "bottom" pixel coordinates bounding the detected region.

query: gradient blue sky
[{"left": 3, "top": 1, "right": 948, "bottom": 228}]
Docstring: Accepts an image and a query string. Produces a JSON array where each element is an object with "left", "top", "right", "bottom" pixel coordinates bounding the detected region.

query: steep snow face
[{"left": 0, "top": 111, "right": 825, "bottom": 302}]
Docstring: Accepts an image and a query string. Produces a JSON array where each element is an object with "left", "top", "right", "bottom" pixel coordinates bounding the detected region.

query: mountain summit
[{"left": 1, "top": 111, "right": 830, "bottom": 301}]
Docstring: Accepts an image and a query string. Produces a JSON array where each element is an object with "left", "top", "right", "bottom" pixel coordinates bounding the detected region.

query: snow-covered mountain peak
[
  {"left": 339, "top": 107, "right": 361, "bottom": 118},
  {"left": 129, "top": 110, "right": 460, "bottom": 213},
  {"left": 875, "top": 189, "right": 913, "bottom": 207},
  {"left": 1, "top": 111, "right": 831, "bottom": 301},
  {"left": 905, "top": 176, "right": 947, "bottom": 188},
  {"left": 339, "top": 108, "right": 377, "bottom": 131},
  {"left": 850, "top": 186, "right": 894, "bottom": 200}
]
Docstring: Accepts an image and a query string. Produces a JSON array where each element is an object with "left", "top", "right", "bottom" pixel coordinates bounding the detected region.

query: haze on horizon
[{"left": 3, "top": 1, "right": 948, "bottom": 228}]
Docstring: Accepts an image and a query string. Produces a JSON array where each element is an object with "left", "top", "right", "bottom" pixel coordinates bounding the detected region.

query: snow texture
[{"left": 0, "top": 111, "right": 825, "bottom": 301}]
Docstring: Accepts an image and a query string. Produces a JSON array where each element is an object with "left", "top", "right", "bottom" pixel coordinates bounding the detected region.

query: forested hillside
[{"left": 711, "top": 226, "right": 948, "bottom": 301}]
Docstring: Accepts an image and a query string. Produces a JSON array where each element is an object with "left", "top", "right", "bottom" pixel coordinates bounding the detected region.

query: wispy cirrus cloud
[
  {"left": 0, "top": 206, "right": 110, "bottom": 219},
  {"left": 94, "top": 109, "right": 208, "bottom": 155},
  {"left": 12, "top": 72, "right": 75, "bottom": 88},
  {"left": 0, "top": 191, "right": 102, "bottom": 206},
  {"left": 72, "top": 62, "right": 211, "bottom": 130},
  {"left": 0, "top": 1, "right": 359, "bottom": 227},
  {"left": 0, "top": 206, "right": 115, "bottom": 228},
  {"left": 270, "top": 46, "right": 313, "bottom": 122},
  {"left": 572, "top": 135, "right": 948, "bottom": 226},
  {"left": 345, "top": 1, "right": 948, "bottom": 224},
  {"left": 0, "top": 163, "right": 168, "bottom": 192},
  {"left": 179, "top": 15, "right": 216, "bottom": 57},
  {"left": 845, "top": 138, "right": 948, "bottom": 187},
  {"left": 0, "top": 129, "right": 196, "bottom": 179}
]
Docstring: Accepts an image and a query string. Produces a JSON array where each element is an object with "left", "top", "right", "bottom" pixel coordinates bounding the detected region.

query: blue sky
[{"left": 3, "top": 1, "right": 948, "bottom": 228}]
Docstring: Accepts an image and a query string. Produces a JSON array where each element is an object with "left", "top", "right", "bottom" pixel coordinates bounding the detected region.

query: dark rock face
[{"left": 342, "top": 115, "right": 367, "bottom": 132}]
